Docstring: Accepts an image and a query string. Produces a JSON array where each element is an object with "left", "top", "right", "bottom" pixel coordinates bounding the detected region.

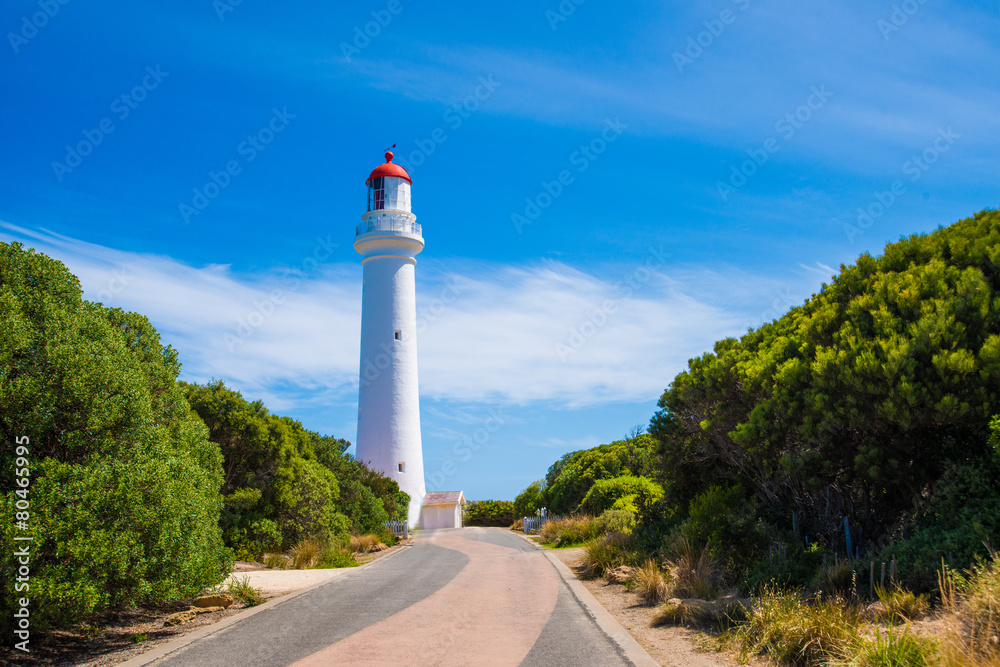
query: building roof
[
  {"left": 422, "top": 491, "right": 464, "bottom": 506},
  {"left": 366, "top": 151, "right": 412, "bottom": 185}
]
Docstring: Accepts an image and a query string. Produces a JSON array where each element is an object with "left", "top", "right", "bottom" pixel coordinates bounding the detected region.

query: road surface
[{"left": 146, "top": 527, "right": 644, "bottom": 666}]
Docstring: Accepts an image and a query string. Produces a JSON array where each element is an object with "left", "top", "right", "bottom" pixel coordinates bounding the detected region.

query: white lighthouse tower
[{"left": 355, "top": 149, "right": 426, "bottom": 527}]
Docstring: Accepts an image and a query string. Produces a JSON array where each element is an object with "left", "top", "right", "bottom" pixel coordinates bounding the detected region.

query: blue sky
[{"left": 2, "top": 1, "right": 998, "bottom": 500}]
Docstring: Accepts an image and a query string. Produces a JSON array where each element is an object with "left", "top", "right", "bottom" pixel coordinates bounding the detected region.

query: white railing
[
  {"left": 356, "top": 215, "right": 421, "bottom": 237},
  {"left": 385, "top": 520, "right": 409, "bottom": 539}
]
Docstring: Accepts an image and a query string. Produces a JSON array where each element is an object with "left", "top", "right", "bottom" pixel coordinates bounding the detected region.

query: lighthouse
[{"left": 355, "top": 149, "right": 426, "bottom": 527}]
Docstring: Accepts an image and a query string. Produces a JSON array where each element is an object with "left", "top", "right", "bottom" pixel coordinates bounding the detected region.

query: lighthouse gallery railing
[{"left": 356, "top": 215, "right": 422, "bottom": 237}]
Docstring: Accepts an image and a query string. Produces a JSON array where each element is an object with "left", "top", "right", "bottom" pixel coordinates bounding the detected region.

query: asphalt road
[{"left": 150, "top": 528, "right": 636, "bottom": 666}]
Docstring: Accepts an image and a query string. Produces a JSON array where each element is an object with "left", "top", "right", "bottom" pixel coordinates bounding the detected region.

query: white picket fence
[
  {"left": 522, "top": 515, "right": 559, "bottom": 534},
  {"left": 384, "top": 520, "right": 409, "bottom": 539}
]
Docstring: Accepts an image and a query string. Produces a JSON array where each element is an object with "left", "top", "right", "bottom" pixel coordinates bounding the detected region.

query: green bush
[
  {"left": 514, "top": 480, "right": 545, "bottom": 519},
  {"left": 0, "top": 243, "right": 230, "bottom": 631},
  {"left": 545, "top": 435, "right": 657, "bottom": 515},
  {"left": 315, "top": 544, "right": 358, "bottom": 569},
  {"left": 741, "top": 542, "right": 824, "bottom": 596},
  {"left": 225, "top": 517, "right": 282, "bottom": 562},
  {"left": 464, "top": 500, "right": 515, "bottom": 526},
  {"left": 880, "top": 462, "right": 1000, "bottom": 593},
  {"left": 679, "top": 485, "right": 771, "bottom": 577},
  {"left": 580, "top": 475, "right": 664, "bottom": 517},
  {"left": 595, "top": 507, "right": 637, "bottom": 536}
]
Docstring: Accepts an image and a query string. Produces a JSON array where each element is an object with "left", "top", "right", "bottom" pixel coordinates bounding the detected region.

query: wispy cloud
[{"left": 1, "top": 223, "right": 799, "bottom": 409}]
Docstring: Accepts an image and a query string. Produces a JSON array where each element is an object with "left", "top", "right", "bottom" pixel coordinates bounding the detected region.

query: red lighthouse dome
[{"left": 366, "top": 149, "right": 411, "bottom": 185}]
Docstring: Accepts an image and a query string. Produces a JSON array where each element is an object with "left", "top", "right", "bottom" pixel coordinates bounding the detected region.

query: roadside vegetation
[
  {"left": 0, "top": 242, "right": 407, "bottom": 635},
  {"left": 511, "top": 210, "right": 1000, "bottom": 665}
]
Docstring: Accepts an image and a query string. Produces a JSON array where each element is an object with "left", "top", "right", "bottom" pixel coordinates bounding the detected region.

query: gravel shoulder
[{"left": 545, "top": 544, "right": 738, "bottom": 667}]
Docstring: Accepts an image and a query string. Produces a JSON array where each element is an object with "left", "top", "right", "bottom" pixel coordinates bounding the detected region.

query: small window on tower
[
  {"left": 398, "top": 462, "right": 405, "bottom": 473},
  {"left": 394, "top": 330, "right": 401, "bottom": 341}
]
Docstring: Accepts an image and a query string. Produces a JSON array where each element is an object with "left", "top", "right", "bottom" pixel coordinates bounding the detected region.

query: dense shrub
[
  {"left": 740, "top": 542, "right": 824, "bottom": 595},
  {"left": 880, "top": 461, "right": 1000, "bottom": 593},
  {"left": 679, "top": 484, "right": 771, "bottom": 577},
  {"left": 186, "top": 381, "right": 402, "bottom": 553},
  {"left": 464, "top": 499, "right": 514, "bottom": 526},
  {"left": 595, "top": 507, "right": 637, "bottom": 536},
  {"left": 580, "top": 474, "right": 663, "bottom": 516},
  {"left": 514, "top": 480, "right": 545, "bottom": 519},
  {"left": 545, "top": 434, "right": 657, "bottom": 514},
  {"left": 653, "top": 210, "right": 1000, "bottom": 553},
  {"left": 316, "top": 441, "right": 409, "bottom": 524},
  {"left": 0, "top": 243, "right": 230, "bottom": 630}
]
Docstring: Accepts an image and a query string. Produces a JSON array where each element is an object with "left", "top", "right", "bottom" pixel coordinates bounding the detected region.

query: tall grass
[
  {"left": 580, "top": 533, "right": 634, "bottom": 578},
  {"left": 817, "top": 560, "right": 857, "bottom": 600},
  {"left": 664, "top": 538, "right": 721, "bottom": 600},
  {"left": 834, "top": 624, "right": 936, "bottom": 667},
  {"left": 226, "top": 575, "right": 266, "bottom": 607},
  {"left": 934, "top": 557, "right": 1000, "bottom": 666},
  {"left": 734, "top": 586, "right": 863, "bottom": 666},
  {"left": 348, "top": 534, "right": 383, "bottom": 554},
  {"left": 539, "top": 516, "right": 599, "bottom": 547},
  {"left": 874, "top": 584, "right": 929, "bottom": 622},
  {"left": 964, "top": 557, "right": 1000, "bottom": 637},
  {"left": 314, "top": 543, "right": 357, "bottom": 568},
  {"left": 633, "top": 560, "right": 671, "bottom": 605},
  {"left": 290, "top": 538, "right": 321, "bottom": 569}
]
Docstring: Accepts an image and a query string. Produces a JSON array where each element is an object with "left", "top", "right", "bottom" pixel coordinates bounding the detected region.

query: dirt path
[{"left": 548, "top": 546, "right": 737, "bottom": 667}]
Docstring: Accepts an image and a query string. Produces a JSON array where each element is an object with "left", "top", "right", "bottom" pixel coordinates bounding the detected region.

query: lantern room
[{"left": 366, "top": 150, "right": 412, "bottom": 213}]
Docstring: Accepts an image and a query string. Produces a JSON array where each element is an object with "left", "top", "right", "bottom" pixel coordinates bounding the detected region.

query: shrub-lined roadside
[{"left": 510, "top": 210, "right": 1000, "bottom": 666}]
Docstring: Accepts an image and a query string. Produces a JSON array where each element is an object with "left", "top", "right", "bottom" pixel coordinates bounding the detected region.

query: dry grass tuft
[
  {"left": 539, "top": 516, "right": 599, "bottom": 547},
  {"left": 634, "top": 560, "right": 671, "bottom": 605},
  {"left": 734, "top": 586, "right": 863, "bottom": 665},
  {"left": 349, "top": 534, "right": 383, "bottom": 554},
  {"left": 580, "top": 532, "right": 633, "bottom": 578},
  {"left": 873, "top": 584, "right": 929, "bottom": 623},
  {"left": 226, "top": 575, "right": 266, "bottom": 607},
  {"left": 664, "top": 538, "right": 722, "bottom": 600},
  {"left": 263, "top": 552, "right": 288, "bottom": 569},
  {"left": 290, "top": 538, "right": 321, "bottom": 569}
]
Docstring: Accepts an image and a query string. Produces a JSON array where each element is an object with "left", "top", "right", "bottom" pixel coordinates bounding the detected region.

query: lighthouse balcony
[{"left": 356, "top": 213, "right": 422, "bottom": 238}]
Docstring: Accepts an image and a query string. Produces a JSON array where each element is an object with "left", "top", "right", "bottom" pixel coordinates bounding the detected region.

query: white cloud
[{"left": 1, "top": 223, "right": 788, "bottom": 409}]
